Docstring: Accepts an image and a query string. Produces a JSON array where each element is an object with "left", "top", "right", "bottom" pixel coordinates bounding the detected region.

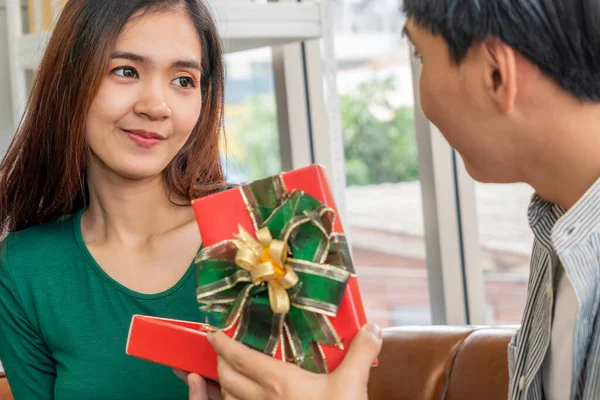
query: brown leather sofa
[
  {"left": 0, "top": 326, "right": 515, "bottom": 400},
  {"left": 368, "top": 326, "right": 516, "bottom": 400}
]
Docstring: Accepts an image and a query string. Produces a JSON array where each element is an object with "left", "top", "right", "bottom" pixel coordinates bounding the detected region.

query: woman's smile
[{"left": 121, "top": 128, "right": 166, "bottom": 149}]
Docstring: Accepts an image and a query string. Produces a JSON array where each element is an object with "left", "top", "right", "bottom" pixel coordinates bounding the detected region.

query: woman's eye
[
  {"left": 173, "top": 76, "right": 197, "bottom": 89},
  {"left": 112, "top": 66, "right": 138, "bottom": 79}
]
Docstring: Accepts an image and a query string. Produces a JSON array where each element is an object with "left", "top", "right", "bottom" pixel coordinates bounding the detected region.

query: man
[{"left": 184, "top": 0, "right": 600, "bottom": 398}]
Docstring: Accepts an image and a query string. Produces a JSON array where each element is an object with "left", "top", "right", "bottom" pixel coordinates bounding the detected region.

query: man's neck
[{"left": 523, "top": 103, "right": 600, "bottom": 210}]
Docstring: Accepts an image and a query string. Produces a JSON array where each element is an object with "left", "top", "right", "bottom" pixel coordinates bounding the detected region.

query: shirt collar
[{"left": 528, "top": 178, "right": 600, "bottom": 254}]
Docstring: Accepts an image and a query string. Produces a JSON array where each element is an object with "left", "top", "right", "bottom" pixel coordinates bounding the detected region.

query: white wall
[
  {"left": 0, "top": 0, "right": 28, "bottom": 156},
  {"left": 0, "top": 1, "right": 15, "bottom": 155}
]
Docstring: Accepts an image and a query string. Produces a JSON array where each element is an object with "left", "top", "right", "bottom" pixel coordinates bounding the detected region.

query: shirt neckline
[{"left": 73, "top": 208, "right": 197, "bottom": 300}]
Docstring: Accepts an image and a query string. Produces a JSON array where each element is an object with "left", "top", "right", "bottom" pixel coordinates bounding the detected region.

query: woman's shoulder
[
  {"left": 0, "top": 212, "right": 83, "bottom": 336},
  {"left": 2, "top": 211, "right": 80, "bottom": 267}
]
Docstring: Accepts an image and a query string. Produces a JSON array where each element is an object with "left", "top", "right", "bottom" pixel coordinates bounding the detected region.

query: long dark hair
[{"left": 0, "top": 0, "right": 226, "bottom": 234}]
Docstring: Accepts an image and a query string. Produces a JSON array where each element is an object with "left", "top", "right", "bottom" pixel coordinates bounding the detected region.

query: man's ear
[{"left": 482, "top": 38, "right": 518, "bottom": 112}]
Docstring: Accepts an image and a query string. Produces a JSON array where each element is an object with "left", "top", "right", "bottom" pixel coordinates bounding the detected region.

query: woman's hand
[
  {"left": 209, "top": 324, "right": 382, "bottom": 400},
  {"left": 173, "top": 369, "right": 223, "bottom": 400}
]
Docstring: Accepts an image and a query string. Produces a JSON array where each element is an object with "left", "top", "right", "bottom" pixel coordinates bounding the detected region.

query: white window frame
[{"left": 275, "top": 0, "right": 489, "bottom": 326}]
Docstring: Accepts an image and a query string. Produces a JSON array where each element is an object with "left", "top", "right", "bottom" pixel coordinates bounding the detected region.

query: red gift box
[
  {"left": 126, "top": 316, "right": 228, "bottom": 380},
  {"left": 126, "top": 164, "right": 371, "bottom": 380}
]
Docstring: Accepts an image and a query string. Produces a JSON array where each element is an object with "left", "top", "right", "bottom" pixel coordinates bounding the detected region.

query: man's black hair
[{"left": 403, "top": 0, "right": 600, "bottom": 101}]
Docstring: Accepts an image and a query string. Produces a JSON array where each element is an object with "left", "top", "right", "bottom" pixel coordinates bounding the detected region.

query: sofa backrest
[{"left": 368, "top": 326, "right": 516, "bottom": 400}]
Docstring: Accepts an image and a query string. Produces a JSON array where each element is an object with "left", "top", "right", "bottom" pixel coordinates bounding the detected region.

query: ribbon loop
[
  {"left": 235, "top": 247, "right": 260, "bottom": 271},
  {"left": 269, "top": 239, "right": 288, "bottom": 267},
  {"left": 268, "top": 282, "right": 290, "bottom": 314},
  {"left": 279, "top": 265, "right": 299, "bottom": 289},
  {"left": 251, "top": 262, "right": 277, "bottom": 283},
  {"left": 256, "top": 227, "right": 273, "bottom": 247}
]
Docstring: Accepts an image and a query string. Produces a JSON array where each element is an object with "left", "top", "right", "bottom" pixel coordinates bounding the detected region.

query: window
[
  {"left": 475, "top": 183, "right": 534, "bottom": 324},
  {"left": 334, "top": 1, "right": 431, "bottom": 328},
  {"left": 222, "top": 48, "right": 281, "bottom": 184}
]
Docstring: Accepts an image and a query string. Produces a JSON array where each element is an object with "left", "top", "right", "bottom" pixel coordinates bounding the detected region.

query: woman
[
  {"left": 0, "top": 0, "right": 381, "bottom": 398},
  {"left": 0, "top": 0, "right": 225, "bottom": 398}
]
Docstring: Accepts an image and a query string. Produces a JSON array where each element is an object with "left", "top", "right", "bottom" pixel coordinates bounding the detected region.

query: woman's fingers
[
  {"left": 217, "top": 356, "right": 265, "bottom": 400},
  {"left": 187, "top": 374, "right": 209, "bottom": 400},
  {"left": 173, "top": 368, "right": 190, "bottom": 382},
  {"left": 209, "top": 331, "right": 283, "bottom": 384}
]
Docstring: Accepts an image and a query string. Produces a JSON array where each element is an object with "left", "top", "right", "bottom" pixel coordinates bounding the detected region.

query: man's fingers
[
  {"left": 335, "top": 324, "right": 382, "bottom": 385},
  {"left": 208, "top": 330, "right": 284, "bottom": 383},
  {"left": 217, "top": 355, "right": 264, "bottom": 400}
]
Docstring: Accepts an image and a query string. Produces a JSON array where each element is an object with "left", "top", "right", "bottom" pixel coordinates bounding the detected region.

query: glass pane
[
  {"left": 222, "top": 48, "right": 281, "bottom": 184},
  {"left": 475, "top": 183, "right": 534, "bottom": 325},
  {"left": 333, "top": 1, "right": 431, "bottom": 328}
]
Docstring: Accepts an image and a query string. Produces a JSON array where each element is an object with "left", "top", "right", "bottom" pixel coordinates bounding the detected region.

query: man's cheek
[{"left": 418, "top": 77, "right": 436, "bottom": 122}]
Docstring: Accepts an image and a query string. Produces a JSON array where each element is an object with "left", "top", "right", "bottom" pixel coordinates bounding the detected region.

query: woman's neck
[{"left": 82, "top": 159, "right": 194, "bottom": 248}]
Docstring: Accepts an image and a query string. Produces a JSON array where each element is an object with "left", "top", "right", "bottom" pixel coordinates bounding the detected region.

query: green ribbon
[{"left": 194, "top": 174, "right": 355, "bottom": 373}]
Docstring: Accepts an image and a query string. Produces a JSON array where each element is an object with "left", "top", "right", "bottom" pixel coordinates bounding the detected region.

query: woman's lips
[{"left": 122, "top": 129, "right": 165, "bottom": 149}]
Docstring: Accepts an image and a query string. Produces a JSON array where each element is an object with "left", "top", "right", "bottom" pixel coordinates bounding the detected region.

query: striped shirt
[{"left": 508, "top": 179, "right": 600, "bottom": 400}]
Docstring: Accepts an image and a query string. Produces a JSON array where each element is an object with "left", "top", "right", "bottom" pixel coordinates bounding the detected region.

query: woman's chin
[
  {"left": 105, "top": 163, "right": 167, "bottom": 182},
  {"left": 121, "top": 170, "right": 164, "bottom": 182}
]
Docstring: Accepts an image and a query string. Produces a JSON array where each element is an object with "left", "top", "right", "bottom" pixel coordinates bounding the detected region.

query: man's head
[{"left": 403, "top": 0, "right": 600, "bottom": 183}]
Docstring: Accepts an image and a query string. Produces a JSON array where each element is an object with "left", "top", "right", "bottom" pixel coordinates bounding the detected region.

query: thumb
[
  {"left": 336, "top": 324, "right": 382, "bottom": 384},
  {"left": 187, "top": 373, "right": 209, "bottom": 400}
]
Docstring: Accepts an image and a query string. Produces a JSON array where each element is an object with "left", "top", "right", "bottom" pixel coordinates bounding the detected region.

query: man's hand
[{"left": 209, "top": 324, "right": 382, "bottom": 400}]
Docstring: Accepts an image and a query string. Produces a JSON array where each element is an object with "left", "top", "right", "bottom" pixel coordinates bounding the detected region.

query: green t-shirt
[{"left": 0, "top": 209, "right": 203, "bottom": 399}]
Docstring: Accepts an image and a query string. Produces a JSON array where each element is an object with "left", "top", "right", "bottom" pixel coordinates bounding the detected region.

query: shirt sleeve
[
  {"left": 507, "top": 328, "right": 520, "bottom": 395},
  {"left": 0, "top": 240, "right": 56, "bottom": 399}
]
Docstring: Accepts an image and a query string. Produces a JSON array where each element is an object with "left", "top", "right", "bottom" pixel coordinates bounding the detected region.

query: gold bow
[{"left": 232, "top": 225, "right": 300, "bottom": 314}]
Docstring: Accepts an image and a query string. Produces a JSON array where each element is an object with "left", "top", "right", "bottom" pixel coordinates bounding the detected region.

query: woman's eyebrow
[{"left": 110, "top": 51, "right": 201, "bottom": 71}]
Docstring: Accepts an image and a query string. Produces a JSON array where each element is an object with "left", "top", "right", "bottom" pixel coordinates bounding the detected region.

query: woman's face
[{"left": 85, "top": 7, "right": 203, "bottom": 181}]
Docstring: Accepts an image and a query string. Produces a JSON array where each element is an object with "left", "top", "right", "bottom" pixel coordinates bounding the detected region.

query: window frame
[{"left": 274, "top": 0, "right": 489, "bottom": 326}]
